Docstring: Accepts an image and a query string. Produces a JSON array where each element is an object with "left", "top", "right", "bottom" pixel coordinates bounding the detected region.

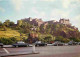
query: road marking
[{"left": 3, "top": 48, "right": 10, "bottom": 54}]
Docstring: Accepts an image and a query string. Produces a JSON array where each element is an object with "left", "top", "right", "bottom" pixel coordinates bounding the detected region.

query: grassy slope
[{"left": 0, "top": 28, "right": 20, "bottom": 38}]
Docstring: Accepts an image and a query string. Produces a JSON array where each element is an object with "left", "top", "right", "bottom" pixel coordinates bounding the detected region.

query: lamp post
[{"left": 30, "top": 25, "right": 37, "bottom": 53}]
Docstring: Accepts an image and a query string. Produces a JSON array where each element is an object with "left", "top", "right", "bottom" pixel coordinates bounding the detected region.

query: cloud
[
  {"left": 0, "top": 7, "right": 5, "bottom": 12},
  {"left": 72, "top": 15, "right": 80, "bottom": 25},
  {"left": 62, "top": 0, "right": 80, "bottom": 8},
  {"left": 50, "top": 9, "right": 69, "bottom": 20},
  {"left": 32, "top": 7, "right": 38, "bottom": 14},
  {"left": 71, "top": 15, "right": 80, "bottom": 30},
  {"left": 62, "top": 0, "right": 71, "bottom": 8},
  {"left": 11, "top": 0, "right": 25, "bottom": 11},
  {"left": 42, "top": 0, "right": 55, "bottom": 2},
  {"left": 31, "top": 7, "right": 46, "bottom": 18}
]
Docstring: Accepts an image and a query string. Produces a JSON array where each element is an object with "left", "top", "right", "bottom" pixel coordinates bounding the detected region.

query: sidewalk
[{"left": 0, "top": 52, "right": 39, "bottom": 57}]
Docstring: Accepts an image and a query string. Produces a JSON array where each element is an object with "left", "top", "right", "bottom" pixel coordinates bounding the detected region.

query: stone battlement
[
  {"left": 18, "top": 17, "right": 71, "bottom": 27},
  {"left": 59, "top": 18, "right": 71, "bottom": 25}
]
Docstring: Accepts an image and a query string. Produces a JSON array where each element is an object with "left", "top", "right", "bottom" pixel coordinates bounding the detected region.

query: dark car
[
  {"left": 0, "top": 43, "right": 3, "bottom": 48},
  {"left": 52, "top": 41, "right": 64, "bottom": 46},
  {"left": 12, "top": 41, "right": 29, "bottom": 47},
  {"left": 35, "top": 41, "right": 47, "bottom": 46}
]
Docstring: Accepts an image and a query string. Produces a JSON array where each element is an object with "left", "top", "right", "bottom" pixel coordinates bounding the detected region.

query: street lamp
[{"left": 29, "top": 24, "right": 38, "bottom": 53}]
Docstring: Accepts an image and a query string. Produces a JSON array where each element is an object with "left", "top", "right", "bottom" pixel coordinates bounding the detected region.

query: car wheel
[
  {"left": 36, "top": 44, "right": 39, "bottom": 46},
  {"left": 1, "top": 46, "right": 3, "bottom": 48},
  {"left": 26, "top": 45, "right": 28, "bottom": 47},
  {"left": 27, "top": 45, "right": 29, "bottom": 47},
  {"left": 15, "top": 45, "right": 18, "bottom": 47},
  {"left": 45, "top": 44, "right": 47, "bottom": 46},
  {"left": 0, "top": 46, "right": 3, "bottom": 48}
]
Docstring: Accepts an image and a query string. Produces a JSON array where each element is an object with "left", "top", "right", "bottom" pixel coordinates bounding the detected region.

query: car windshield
[
  {"left": 17, "top": 41, "right": 25, "bottom": 44},
  {"left": 35, "top": 41, "right": 41, "bottom": 43},
  {"left": 0, "top": 43, "right": 3, "bottom": 44},
  {"left": 54, "top": 41, "right": 61, "bottom": 43}
]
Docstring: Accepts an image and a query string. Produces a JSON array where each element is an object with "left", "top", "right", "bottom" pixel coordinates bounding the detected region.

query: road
[{"left": 0, "top": 45, "right": 80, "bottom": 57}]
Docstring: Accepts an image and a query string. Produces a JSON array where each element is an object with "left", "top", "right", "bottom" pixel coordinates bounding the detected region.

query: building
[
  {"left": 21, "top": 17, "right": 43, "bottom": 26},
  {"left": 48, "top": 20, "right": 57, "bottom": 24},
  {"left": 18, "top": 17, "right": 72, "bottom": 27},
  {"left": 59, "top": 18, "right": 71, "bottom": 25},
  {"left": 21, "top": 17, "right": 32, "bottom": 22}
]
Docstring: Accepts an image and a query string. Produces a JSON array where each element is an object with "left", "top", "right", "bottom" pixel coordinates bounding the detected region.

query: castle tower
[{"left": 59, "top": 18, "right": 71, "bottom": 25}]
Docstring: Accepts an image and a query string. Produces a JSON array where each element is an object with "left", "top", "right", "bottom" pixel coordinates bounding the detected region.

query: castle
[
  {"left": 17, "top": 17, "right": 78, "bottom": 30},
  {"left": 21, "top": 17, "right": 43, "bottom": 26},
  {"left": 59, "top": 18, "right": 71, "bottom": 25},
  {"left": 18, "top": 17, "right": 71, "bottom": 26}
]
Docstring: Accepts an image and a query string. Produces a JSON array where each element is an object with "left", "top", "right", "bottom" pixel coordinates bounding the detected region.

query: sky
[{"left": 0, "top": 0, "right": 80, "bottom": 30}]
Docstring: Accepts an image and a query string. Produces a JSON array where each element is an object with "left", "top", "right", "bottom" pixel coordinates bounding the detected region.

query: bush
[
  {"left": 0, "top": 37, "right": 18, "bottom": 45},
  {"left": 55, "top": 36, "right": 70, "bottom": 43},
  {"left": 69, "top": 37, "right": 80, "bottom": 42}
]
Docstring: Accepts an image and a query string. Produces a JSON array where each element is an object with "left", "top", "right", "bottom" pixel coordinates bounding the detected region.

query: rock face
[
  {"left": 29, "top": 33, "right": 38, "bottom": 38},
  {"left": 27, "top": 33, "right": 39, "bottom": 43},
  {"left": 18, "top": 17, "right": 80, "bottom": 38}
]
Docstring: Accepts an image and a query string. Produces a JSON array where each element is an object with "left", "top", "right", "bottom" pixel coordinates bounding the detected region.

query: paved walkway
[{"left": 0, "top": 45, "right": 80, "bottom": 57}]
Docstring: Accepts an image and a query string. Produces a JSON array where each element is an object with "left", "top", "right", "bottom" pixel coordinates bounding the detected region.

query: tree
[
  {"left": 17, "top": 20, "right": 22, "bottom": 26},
  {"left": 75, "top": 38, "right": 80, "bottom": 42},
  {"left": 0, "top": 21, "right": 2, "bottom": 26},
  {"left": 62, "top": 38, "right": 70, "bottom": 43},
  {"left": 0, "top": 38, "right": 13, "bottom": 45},
  {"left": 3, "top": 20, "right": 10, "bottom": 27},
  {"left": 55, "top": 36, "right": 64, "bottom": 42},
  {"left": 70, "top": 37, "right": 80, "bottom": 42},
  {"left": 36, "top": 27, "right": 40, "bottom": 32},
  {"left": 44, "top": 35, "right": 53, "bottom": 43},
  {"left": 3, "top": 25, "right": 7, "bottom": 31},
  {"left": 44, "top": 24, "right": 51, "bottom": 34},
  {"left": 0, "top": 37, "right": 18, "bottom": 45},
  {"left": 10, "top": 21, "right": 14, "bottom": 26}
]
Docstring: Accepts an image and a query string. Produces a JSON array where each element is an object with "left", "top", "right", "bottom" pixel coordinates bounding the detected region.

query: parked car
[
  {"left": 73, "top": 42, "right": 78, "bottom": 45},
  {"left": 52, "top": 41, "right": 64, "bottom": 46},
  {"left": 0, "top": 43, "right": 4, "bottom": 48},
  {"left": 68, "top": 41, "right": 78, "bottom": 45},
  {"left": 64, "top": 43, "right": 68, "bottom": 46},
  {"left": 12, "top": 41, "right": 29, "bottom": 47},
  {"left": 78, "top": 42, "right": 80, "bottom": 45},
  {"left": 35, "top": 41, "right": 47, "bottom": 46}
]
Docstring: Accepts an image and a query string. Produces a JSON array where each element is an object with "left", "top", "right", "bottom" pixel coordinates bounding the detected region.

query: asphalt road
[{"left": 0, "top": 45, "right": 80, "bottom": 57}]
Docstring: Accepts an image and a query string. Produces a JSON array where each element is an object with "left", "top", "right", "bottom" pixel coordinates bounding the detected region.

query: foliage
[
  {"left": 70, "top": 37, "right": 80, "bottom": 42},
  {"left": 0, "top": 19, "right": 80, "bottom": 44},
  {"left": 55, "top": 36, "right": 70, "bottom": 43},
  {"left": 17, "top": 20, "right": 22, "bottom": 26},
  {"left": 0, "top": 21, "right": 2, "bottom": 26},
  {"left": 0, "top": 37, "right": 18, "bottom": 45}
]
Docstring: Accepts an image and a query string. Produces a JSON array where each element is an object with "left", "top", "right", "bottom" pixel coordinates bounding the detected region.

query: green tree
[
  {"left": 70, "top": 37, "right": 80, "bottom": 42},
  {"left": 0, "top": 21, "right": 2, "bottom": 26},
  {"left": 10, "top": 21, "right": 14, "bottom": 26},
  {"left": 44, "top": 35, "right": 53, "bottom": 43},
  {"left": 3, "top": 25, "right": 7, "bottom": 31},
  {"left": 0, "top": 38, "right": 13, "bottom": 45},
  {"left": 3, "top": 20, "right": 10, "bottom": 27},
  {"left": 62, "top": 38, "right": 70, "bottom": 43},
  {"left": 17, "top": 20, "right": 22, "bottom": 26},
  {"left": 55, "top": 36, "right": 64, "bottom": 42}
]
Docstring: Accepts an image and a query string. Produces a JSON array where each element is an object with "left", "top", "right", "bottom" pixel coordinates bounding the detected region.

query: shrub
[{"left": 0, "top": 37, "right": 18, "bottom": 45}]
